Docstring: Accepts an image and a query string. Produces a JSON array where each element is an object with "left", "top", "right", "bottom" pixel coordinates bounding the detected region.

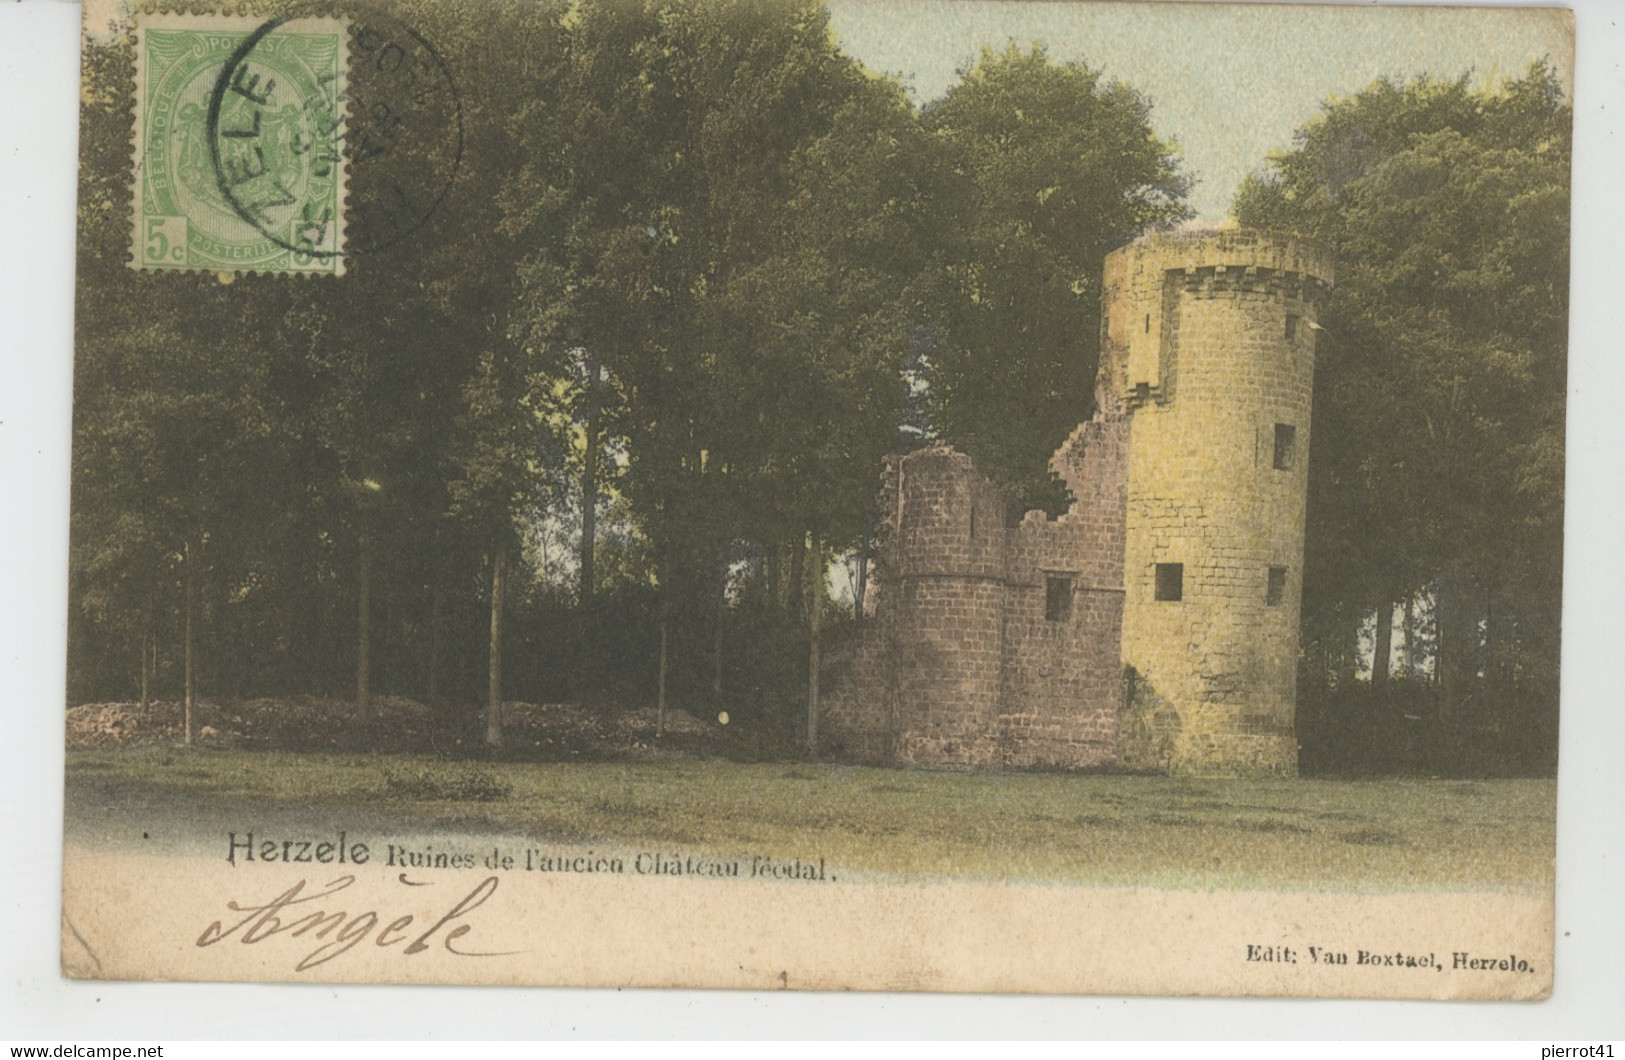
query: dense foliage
[
  {"left": 72, "top": 0, "right": 1190, "bottom": 747},
  {"left": 1235, "top": 68, "right": 1569, "bottom": 774},
  {"left": 70, "top": 2, "right": 1567, "bottom": 773},
  {"left": 921, "top": 45, "right": 1189, "bottom": 506}
]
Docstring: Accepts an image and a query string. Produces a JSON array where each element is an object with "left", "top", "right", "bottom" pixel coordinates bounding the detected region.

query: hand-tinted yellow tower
[{"left": 1107, "top": 229, "right": 1333, "bottom": 776}]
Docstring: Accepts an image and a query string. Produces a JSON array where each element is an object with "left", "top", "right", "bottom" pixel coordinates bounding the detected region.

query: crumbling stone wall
[
  {"left": 995, "top": 416, "right": 1128, "bottom": 768},
  {"left": 822, "top": 228, "right": 1331, "bottom": 776},
  {"left": 820, "top": 429, "right": 1127, "bottom": 769}
]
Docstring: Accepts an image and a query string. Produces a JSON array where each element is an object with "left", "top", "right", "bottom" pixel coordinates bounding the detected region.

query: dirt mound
[
  {"left": 66, "top": 695, "right": 730, "bottom": 759},
  {"left": 617, "top": 706, "right": 708, "bottom": 736},
  {"left": 483, "top": 702, "right": 714, "bottom": 756},
  {"left": 67, "top": 701, "right": 183, "bottom": 747},
  {"left": 65, "top": 695, "right": 437, "bottom": 751}
]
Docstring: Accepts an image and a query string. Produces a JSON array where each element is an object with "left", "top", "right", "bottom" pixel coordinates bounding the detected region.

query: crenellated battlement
[
  {"left": 1118, "top": 226, "right": 1335, "bottom": 287},
  {"left": 1102, "top": 229, "right": 1330, "bottom": 418},
  {"left": 1175, "top": 264, "right": 1330, "bottom": 301}
]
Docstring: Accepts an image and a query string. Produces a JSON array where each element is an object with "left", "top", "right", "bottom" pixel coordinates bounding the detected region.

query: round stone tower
[
  {"left": 883, "top": 444, "right": 1009, "bottom": 765},
  {"left": 1106, "top": 229, "right": 1333, "bottom": 776}
]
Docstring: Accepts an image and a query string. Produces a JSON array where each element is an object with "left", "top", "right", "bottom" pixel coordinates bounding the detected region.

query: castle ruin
[{"left": 820, "top": 229, "right": 1334, "bottom": 776}]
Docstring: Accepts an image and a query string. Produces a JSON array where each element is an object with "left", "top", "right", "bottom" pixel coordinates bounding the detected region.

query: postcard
[{"left": 61, "top": 0, "right": 1572, "bottom": 998}]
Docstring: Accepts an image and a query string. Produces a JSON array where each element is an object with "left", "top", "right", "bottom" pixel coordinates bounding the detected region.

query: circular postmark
[{"left": 206, "top": 6, "right": 463, "bottom": 266}]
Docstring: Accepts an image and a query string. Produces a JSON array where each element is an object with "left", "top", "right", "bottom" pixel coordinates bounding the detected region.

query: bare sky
[{"left": 826, "top": 0, "right": 1573, "bottom": 220}]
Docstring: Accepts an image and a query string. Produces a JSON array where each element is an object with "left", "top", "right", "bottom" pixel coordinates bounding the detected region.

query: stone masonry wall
[
  {"left": 865, "top": 447, "right": 1008, "bottom": 765},
  {"left": 821, "top": 228, "right": 1331, "bottom": 776},
  {"left": 996, "top": 415, "right": 1128, "bottom": 768},
  {"left": 1112, "top": 231, "right": 1332, "bottom": 775},
  {"left": 821, "top": 425, "right": 1127, "bottom": 769}
]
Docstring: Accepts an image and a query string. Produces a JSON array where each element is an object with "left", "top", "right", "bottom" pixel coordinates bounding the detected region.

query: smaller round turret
[{"left": 884, "top": 445, "right": 1007, "bottom": 765}]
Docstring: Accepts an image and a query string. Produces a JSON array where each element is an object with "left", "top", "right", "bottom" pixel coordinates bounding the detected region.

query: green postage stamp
[{"left": 132, "top": 14, "right": 348, "bottom": 275}]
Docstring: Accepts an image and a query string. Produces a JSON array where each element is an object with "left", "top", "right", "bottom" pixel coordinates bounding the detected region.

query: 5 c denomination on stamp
[{"left": 133, "top": 13, "right": 348, "bottom": 275}]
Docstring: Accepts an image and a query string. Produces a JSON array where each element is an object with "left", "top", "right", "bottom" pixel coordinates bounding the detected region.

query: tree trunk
[
  {"left": 787, "top": 535, "right": 805, "bottom": 619},
  {"left": 854, "top": 545, "right": 869, "bottom": 625},
  {"left": 357, "top": 529, "right": 372, "bottom": 723},
  {"left": 139, "top": 622, "right": 151, "bottom": 711},
  {"left": 1334, "top": 607, "right": 1358, "bottom": 691},
  {"left": 1483, "top": 581, "right": 1508, "bottom": 710},
  {"left": 712, "top": 560, "right": 726, "bottom": 709},
  {"left": 1371, "top": 600, "right": 1393, "bottom": 690},
  {"left": 427, "top": 584, "right": 445, "bottom": 711},
  {"left": 183, "top": 541, "right": 196, "bottom": 746},
  {"left": 806, "top": 533, "right": 821, "bottom": 758},
  {"left": 1434, "top": 567, "right": 1476, "bottom": 754},
  {"left": 764, "top": 547, "right": 781, "bottom": 613},
  {"left": 656, "top": 618, "right": 669, "bottom": 738},
  {"left": 1400, "top": 593, "right": 1417, "bottom": 682},
  {"left": 486, "top": 549, "right": 504, "bottom": 749},
  {"left": 581, "top": 398, "right": 599, "bottom": 605}
]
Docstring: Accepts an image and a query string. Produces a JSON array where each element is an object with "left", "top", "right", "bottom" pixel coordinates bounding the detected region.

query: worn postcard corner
[{"left": 67, "top": 0, "right": 1571, "bottom": 1000}]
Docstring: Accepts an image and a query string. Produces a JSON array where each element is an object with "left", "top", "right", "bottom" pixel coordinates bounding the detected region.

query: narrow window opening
[
  {"left": 1285, "top": 314, "right": 1299, "bottom": 342},
  {"left": 1273, "top": 423, "right": 1297, "bottom": 471},
  {"left": 1045, "top": 576, "right": 1073, "bottom": 622},
  {"left": 1144, "top": 312, "right": 1151, "bottom": 334},
  {"left": 1267, "top": 566, "right": 1288, "bottom": 606},
  {"left": 1154, "top": 563, "right": 1183, "bottom": 602}
]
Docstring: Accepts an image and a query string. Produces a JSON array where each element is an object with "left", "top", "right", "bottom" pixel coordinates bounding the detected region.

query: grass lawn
[{"left": 64, "top": 745, "right": 1556, "bottom": 893}]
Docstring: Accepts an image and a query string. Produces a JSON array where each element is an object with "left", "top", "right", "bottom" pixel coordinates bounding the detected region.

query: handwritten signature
[{"left": 197, "top": 874, "right": 519, "bottom": 971}]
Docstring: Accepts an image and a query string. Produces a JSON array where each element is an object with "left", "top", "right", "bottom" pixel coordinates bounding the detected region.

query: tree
[
  {"left": 72, "top": 36, "right": 300, "bottom": 730},
  {"left": 505, "top": 0, "right": 930, "bottom": 732},
  {"left": 1234, "top": 67, "right": 1569, "bottom": 771},
  {"left": 922, "top": 45, "right": 1190, "bottom": 506},
  {"left": 69, "top": 0, "right": 576, "bottom": 732}
]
